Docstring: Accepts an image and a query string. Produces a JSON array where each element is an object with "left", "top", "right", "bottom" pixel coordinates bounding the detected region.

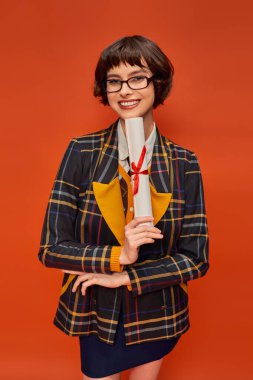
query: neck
[{"left": 120, "top": 112, "right": 154, "bottom": 140}]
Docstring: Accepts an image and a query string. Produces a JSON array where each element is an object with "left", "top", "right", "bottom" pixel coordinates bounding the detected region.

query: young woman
[{"left": 38, "top": 35, "right": 209, "bottom": 380}]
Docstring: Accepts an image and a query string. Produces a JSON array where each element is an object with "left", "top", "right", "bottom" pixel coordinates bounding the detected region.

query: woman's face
[{"left": 106, "top": 60, "right": 155, "bottom": 123}]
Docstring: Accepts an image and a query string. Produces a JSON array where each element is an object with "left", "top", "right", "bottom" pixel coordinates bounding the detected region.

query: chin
[{"left": 118, "top": 109, "right": 144, "bottom": 119}]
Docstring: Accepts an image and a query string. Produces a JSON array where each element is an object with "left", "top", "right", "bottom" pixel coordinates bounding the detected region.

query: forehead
[{"left": 107, "top": 61, "right": 151, "bottom": 77}]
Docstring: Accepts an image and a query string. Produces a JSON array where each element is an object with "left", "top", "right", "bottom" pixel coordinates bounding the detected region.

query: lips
[{"left": 118, "top": 100, "right": 140, "bottom": 109}]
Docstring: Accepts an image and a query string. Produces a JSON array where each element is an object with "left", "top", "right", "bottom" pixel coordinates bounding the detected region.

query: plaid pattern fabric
[
  {"left": 38, "top": 119, "right": 209, "bottom": 345},
  {"left": 119, "top": 174, "right": 128, "bottom": 216}
]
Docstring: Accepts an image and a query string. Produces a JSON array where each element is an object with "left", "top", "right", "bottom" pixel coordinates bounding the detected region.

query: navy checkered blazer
[{"left": 38, "top": 119, "right": 209, "bottom": 345}]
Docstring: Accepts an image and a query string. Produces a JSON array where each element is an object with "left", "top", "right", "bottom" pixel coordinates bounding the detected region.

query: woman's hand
[
  {"left": 61, "top": 269, "right": 128, "bottom": 296},
  {"left": 120, "top": 216, "right": 163, "bottom": 265}
]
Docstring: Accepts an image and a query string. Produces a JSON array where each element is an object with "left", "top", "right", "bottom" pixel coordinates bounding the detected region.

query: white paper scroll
[{"left": 125, "top": 117, "right": 153, "bottom": 226}]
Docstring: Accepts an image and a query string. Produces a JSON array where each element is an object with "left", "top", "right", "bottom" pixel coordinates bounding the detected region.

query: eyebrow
[{"left": 107, "top": 68, "right": 150, "bottom": 79}]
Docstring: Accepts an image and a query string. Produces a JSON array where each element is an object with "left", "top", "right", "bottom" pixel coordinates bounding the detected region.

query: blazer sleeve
[
  {"left": 125, "top": 152, "right": 209, "bottom": 296},
  {"left": 38, "top": 138, "right": 123, "bottom": 273}
]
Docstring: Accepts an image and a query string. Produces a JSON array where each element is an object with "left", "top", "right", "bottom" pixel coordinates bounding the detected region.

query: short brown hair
[{"left": 93, "top": 35, "right": 175, "bottom": 109}]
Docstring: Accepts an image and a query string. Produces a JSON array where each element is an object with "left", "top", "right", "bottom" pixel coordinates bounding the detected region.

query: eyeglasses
[{"left": 104, "top": 75, "right": 154, "bottom": 93}]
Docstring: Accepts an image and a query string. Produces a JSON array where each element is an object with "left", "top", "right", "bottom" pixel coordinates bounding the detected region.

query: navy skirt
[{"left": 79, "top": 298, "right": 180, "bottom": 378}]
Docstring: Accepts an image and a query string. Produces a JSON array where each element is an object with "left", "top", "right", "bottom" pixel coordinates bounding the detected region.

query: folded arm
[{"left": 38, "top": 138, "right": 123, "bottom": 274}]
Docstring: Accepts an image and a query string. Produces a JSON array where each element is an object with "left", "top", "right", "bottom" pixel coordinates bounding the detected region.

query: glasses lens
[
  {"left": 106, "top": 80, "right": 121, "bottom": 92},
  {"left": 128, "top": 76, "right": 148, "bottom": 90}
]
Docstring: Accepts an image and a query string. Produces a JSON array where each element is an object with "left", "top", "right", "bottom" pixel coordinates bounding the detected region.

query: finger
[
  {"left": 135, "top": 237, "right": 156, "bottom": 245},
  {"left": 72, "top": 275, "right": 90, "bottom": 292},
  {"left": 127, "top": 226, "right": 162, "bottom": 235},
  {"left": 126, "top": 216, "right": 154, "bottom": 229},
  {"left": 130, "top": 232, "right": 163, "bottom": 241},
  {"left": 81, "top": 280, "right": 94, "bottom": 296}
]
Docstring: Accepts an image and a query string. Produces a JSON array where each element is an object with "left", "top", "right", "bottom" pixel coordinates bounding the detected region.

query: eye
[
  {"left": 129, "top": 76, "right": 146, "bottom": 82},
  {"left": 107, "top": 79, "right": 121, "bottom": 84}
]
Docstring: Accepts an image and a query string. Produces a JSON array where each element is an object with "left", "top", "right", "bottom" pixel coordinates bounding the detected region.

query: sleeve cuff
[
  {"left": 125, "top": 266, "right": 141, "bottom": 296},
  {"left": 110, "top": 246, "right": 124, "bottom": 272}
]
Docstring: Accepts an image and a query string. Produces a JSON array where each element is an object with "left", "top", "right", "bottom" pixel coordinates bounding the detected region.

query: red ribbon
[{"left": 130, "top": 145, "right": 148, "bottom": 195}]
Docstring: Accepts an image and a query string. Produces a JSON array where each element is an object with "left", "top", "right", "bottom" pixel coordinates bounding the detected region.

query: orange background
[{"left": 0, "top": 1, "right": 252, "bottom": 379}]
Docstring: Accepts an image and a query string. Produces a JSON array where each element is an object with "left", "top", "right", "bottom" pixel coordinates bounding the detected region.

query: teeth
[{"left": 119, "top": 100, "right": 139, "bottom": 106}]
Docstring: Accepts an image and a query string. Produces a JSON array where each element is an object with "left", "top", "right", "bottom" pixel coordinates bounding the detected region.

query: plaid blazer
[{"left": 38, "top": 119, "right": 209, "bottom": 345}]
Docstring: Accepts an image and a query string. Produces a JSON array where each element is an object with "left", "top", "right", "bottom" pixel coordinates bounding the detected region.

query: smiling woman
[
  {"left": 94, "top": 35, "right": 174, "bottom": 108},
  {"left": 105, "top": 61, "right": 156, "bottom": 138},
  {"left": 38, "top": 35, "right": 209, "bottom": 380}
]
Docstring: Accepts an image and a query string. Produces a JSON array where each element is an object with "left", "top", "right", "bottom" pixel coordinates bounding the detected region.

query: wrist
[
  {"left": 119, "top": 246, "right": 130, "bottom": 265},
  {"left": 121, "top": 270, "right": 131, "bottom": 286}
]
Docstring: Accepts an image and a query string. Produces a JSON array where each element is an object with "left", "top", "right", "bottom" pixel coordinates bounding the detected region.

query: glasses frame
[{"left": 104, "top": 75, "right": 154, "bottom": 93}]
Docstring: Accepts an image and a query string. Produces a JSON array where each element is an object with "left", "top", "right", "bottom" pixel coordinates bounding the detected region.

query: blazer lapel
[
  {"left": 92, "top": 120, "right": 125, "bottom": 245},
  {"left": 92, "top": 121, "right": 173, "bottom": 245}
]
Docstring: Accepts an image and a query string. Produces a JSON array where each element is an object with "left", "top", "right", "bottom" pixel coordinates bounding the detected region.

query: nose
[{"left": 119, "top": 81, "right": 134, "bottom": 96}]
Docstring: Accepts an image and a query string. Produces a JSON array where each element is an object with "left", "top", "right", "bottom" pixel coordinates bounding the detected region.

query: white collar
[{"left": 117, "top": 120, "right": 156, "bottom": 163}]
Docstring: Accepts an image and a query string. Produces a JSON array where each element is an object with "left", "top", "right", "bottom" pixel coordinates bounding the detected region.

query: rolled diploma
[{"left": 125, "top": 117, "right": 153, "bottom": 226}]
